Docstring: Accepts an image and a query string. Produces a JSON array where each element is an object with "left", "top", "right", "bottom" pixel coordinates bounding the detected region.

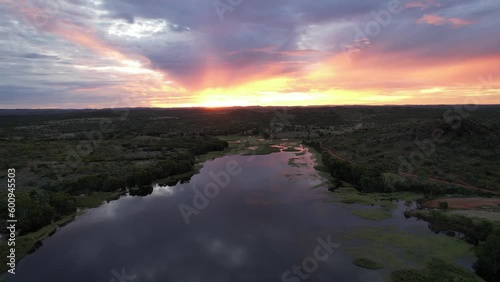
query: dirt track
[{"left": 398, "top": 172, "right": 500, "bottom": 195}]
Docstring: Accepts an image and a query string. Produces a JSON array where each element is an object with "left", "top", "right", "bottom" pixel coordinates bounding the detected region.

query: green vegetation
[
  {"left": 74, "top": 191, "right": 124, "bottom": 208},
  {"left": 449, "top": 210, "right": 500, "bottom": 224},
  {"left": 321, "top": 152, "right": 492, "bottom": 196},
  {"left": 324, "top": 186, "right": 419, "bottom": 221},
  {"left": 405, "top": 210, "right": 494, "bottom": 244},
  {"left": 405, "top": 210, "right": 500, "bottom": 281},
  {"left": 328, "top": 187, "right": 419, "bottom": 207},
  {"left": 343, "top": 225, "right": 475, "bottom": 271},
  {"left": 391, "top": 257, "right": 483, "bottom": 282},
  {"left": 1, "top": 106, "right": 499, "bottom": 279},
  {"left": 353, "top": 257, "right": 384, "bottom": 270},
  {"left": 474, "top": 228, "right": 500, "bottom": 281},
  {"left": 314, "top": 107, "right": 500, "bottom": 192},
  {"left": 439, "top": 201, "right": 449, "bottom": 210},
  {"left": 352, "top": 209, "right": 392, "bottom": 221}
]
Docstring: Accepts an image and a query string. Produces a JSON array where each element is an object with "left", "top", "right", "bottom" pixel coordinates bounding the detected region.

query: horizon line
[{"left": 1, "top": 103, "right": 500, "bottom": 111}]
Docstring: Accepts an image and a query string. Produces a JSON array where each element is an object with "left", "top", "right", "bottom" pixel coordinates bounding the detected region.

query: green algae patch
[{"left": 343, "top": 225, "right": 475, "bottom": 271}]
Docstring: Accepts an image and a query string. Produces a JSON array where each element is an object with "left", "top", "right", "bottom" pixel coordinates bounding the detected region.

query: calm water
[{"left": 7, "top": 147, "right": 466, "bottom": 282}]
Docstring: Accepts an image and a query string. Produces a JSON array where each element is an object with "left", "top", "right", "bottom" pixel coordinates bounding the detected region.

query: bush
[
  {"left": 391, "top": 269, "right": 427, "bottom": 282},
  {"left": 49, "top": 191, "right": 76, "bottom": 214},
  {"left": 474, "top": 228, "right": 500, "bottom": 281},
  {"left": 438, "top": 201, "right": 449, "bottom": 210}
]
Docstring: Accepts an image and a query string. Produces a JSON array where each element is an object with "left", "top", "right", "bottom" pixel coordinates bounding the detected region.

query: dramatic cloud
[{"left": 0, "top": 0, "right": 499, "bottom": 108}]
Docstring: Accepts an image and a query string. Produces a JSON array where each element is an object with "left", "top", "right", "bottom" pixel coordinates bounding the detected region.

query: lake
[{"left": 7, "top": 146, "right": 473, "bottom": 282}]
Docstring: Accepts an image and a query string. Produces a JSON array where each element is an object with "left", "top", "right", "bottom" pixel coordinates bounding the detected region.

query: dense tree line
[
  {"left": 2, "top": 156, "right": 196, "bottom": 235},
  {"left": 189, "top": 138, "right": 228, "bottom": 155},
  {"left": 2, "top": 137, "right": 228, "bottom": 236},
  {"left": 0, "top": 190, "right": 76, "bottom": 235},
  {"left": 42, "top": 158, "right": 195, "bottom": 194},
  {"left": 321, "top": 152, "right": 490, "bottom": 196},
  {"left": 40, "top": 137, "right": 228, "bottom": 195},
  {"left": 321, "top": 152, "right": 385, "bottom": 192}
]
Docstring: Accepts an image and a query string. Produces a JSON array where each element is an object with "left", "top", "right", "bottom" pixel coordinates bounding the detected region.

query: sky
[{"left": 0, "top": 0, "right": 499, "bottom": 108}]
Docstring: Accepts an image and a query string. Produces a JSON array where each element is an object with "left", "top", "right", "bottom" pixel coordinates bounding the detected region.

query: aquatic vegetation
[
  {"left": 343, "top": 225, "right": 475, "bottom": 271},
  {"left": 391, "top": 257, "right": 483, "bottom": 282},
  {"left": 353, "top": 257, "right": 384, "bottom": 270},
  {"left": 352, "top": 209, "right": 392, "bottom": 221}
]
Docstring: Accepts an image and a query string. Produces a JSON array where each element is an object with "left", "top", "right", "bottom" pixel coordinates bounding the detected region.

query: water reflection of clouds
[
  {"left": 198, "top": 237, "right": 247, "bottom": 269},
  {"left": 151, "top": 184, "right": 180, "bottom": 197},
  {"left": 80, "top": 191, "right": 174, "bottom": 224},
  {"left": 82, "top": 199, "right": 123, "bottom": 222},
  {"left": 17, "top": 150, "right": 421, "bottom": 282}
]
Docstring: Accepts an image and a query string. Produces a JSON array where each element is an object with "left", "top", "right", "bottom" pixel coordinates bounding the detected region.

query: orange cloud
[
  {"left": 417, "top": 14, "right": 447, "bottom": 25},
  {"left": 448, "top": 18, "right": 473, "bottom": 27},
  {"left": 417, "top": 14, "right": 472, "bottom": 27},
  {"left": 46, "top": 23, "right": 131, "bottom": 62}
]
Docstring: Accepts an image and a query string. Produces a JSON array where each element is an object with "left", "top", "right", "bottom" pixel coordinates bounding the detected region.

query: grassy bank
[{"left": 74, "top": 191, "right": 125, "bottom": 208}]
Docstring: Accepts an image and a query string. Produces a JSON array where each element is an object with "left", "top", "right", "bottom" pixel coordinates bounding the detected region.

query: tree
[
  {"left": 438, "top": 202, "right": 448, "bottom": 210},
  {"left": 474, "top": 229, "right": 500, "bottom": 281},
  {"left": 17, "top": 192, "right": 55, "bottom": 235},
  {"left": 49, "top": 191, "right": 76, "bottom": 214},
  {"left": 102, "top": 176, "right": 125, "bottom": 192}
]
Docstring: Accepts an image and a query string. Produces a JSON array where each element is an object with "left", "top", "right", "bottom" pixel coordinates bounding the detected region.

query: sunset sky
[{"left": 1, "top": 0, "right": 499, "bottom": 108}]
